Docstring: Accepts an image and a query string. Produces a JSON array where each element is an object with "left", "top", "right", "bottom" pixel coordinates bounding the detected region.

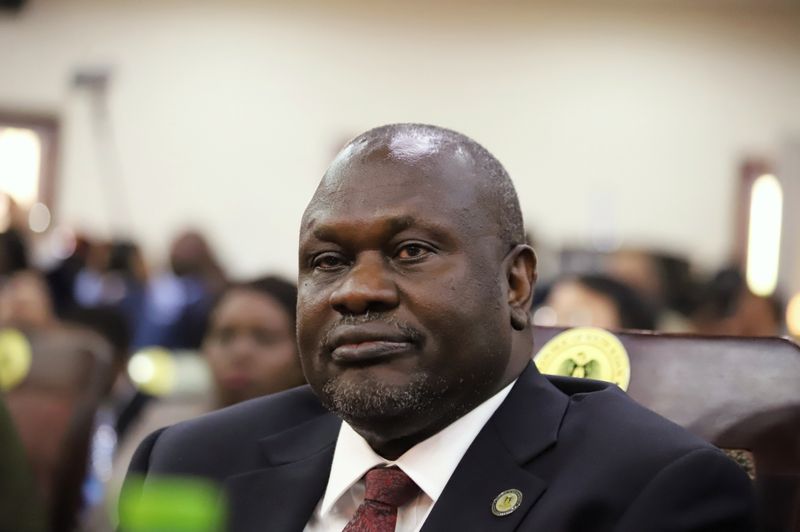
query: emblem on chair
[
  {"left": 534, "top": 327, "right": 631, "bottom": 391},
  {"left": 0, "top": 328, "right": 32, "bottom": 391}
]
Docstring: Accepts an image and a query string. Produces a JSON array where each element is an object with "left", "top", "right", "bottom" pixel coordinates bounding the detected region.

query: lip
[
  {"left": 219, "top": 374, "right": 252, "bottom": 389},
  {"left": 327, "top": 323, "right": 417, "bottom": 364}
]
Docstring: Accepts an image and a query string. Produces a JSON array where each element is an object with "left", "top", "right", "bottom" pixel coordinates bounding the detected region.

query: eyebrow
[{"left": 308, "top": 215, "right": 444, "bottom": 243}]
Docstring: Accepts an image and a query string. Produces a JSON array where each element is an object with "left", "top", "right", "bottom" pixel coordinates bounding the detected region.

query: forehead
[
  {"left": 214, "top": 289, "right": 285, "bottom": 318},
  {"left": 302, "top": 147, "right": 491, "bottom": 238}
]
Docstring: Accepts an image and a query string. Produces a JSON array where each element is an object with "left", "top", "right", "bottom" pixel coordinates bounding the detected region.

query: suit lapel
[
  {"left": 223, "top": 413, "right": 341, "bottom": 532},
  {"left": 421, "top": 364, "right": 569, "bottom": 532}
]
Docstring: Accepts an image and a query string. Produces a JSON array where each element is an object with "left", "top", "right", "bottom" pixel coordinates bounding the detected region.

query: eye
[
  {"left": 251, "top": 329, "right": 286, "bottom": 346},
  {"left": 395, "top": 242, "right": 433, "bottom": 261},
  {"left": 312, "top": 252, "right": 347, "bottom": 271},
  {"left": 211, "top": 328, "right": 233, "bottom": 345}
]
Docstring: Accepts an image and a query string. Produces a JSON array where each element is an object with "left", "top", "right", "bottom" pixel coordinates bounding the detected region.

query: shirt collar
[{"left": 319, "top": 379, "right": 517, "bottom": 515}]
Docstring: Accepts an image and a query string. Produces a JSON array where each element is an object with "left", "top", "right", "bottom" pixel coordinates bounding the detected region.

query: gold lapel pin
[{"left": 491, "top": 489, "right": 522, "bottom": 517}]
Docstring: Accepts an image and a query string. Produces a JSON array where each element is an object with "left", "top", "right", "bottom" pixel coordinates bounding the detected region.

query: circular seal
[
  {"left": 534, "top": 327, "right": 631, "bottom": 391},
  {"left": 491, "top": 489, "right": 522, "bottom": 517},
  {"left": 0, "top": 328, "right": 33, "bottom": 391}
]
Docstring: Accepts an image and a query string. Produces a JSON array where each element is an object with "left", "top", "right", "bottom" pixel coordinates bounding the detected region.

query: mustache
[{"left": 320, "top": 312, "right": 423, "bottom": 351}]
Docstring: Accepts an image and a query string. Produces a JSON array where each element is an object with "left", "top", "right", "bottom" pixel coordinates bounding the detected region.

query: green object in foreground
[{"left": 118, "top": 475, "right": 226, "bottom": 532}]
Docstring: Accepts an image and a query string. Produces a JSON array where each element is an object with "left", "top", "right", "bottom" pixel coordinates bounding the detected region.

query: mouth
[
  {"left": 219, "top": 374, "right": 252, "bottom": 389},
  {"left": 326, "top": 323, "right": 418, "bottom": 364}
]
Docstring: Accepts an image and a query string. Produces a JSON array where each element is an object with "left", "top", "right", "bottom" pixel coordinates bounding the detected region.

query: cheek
[
  {"left": 205, "top": 347, "right": 226, "bottom": 370},
  {"left": 255, "top": 343, "right": 299, "bottom": 372},
  {"left": 252, "top": 345, "right": 303, "bottom": 392},
  {"left": 415, "top": 267, "right": 504, "bottom": 322},
  {"left": 206, "top": 350, "right": 235, "bottom": 386},
  {"left": 296, "top": 291, "right": 329, "bottom": 349},
  {"left": 417, "top": 273, "right": 508, "bottom": 351}
]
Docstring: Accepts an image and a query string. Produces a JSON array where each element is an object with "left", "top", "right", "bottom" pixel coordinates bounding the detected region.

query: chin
[{"left": 318, "top": 369, "right": 448, "bottom": 424}]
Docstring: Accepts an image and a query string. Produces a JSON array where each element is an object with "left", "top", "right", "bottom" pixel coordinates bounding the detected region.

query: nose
[
  {"left": 226, "top": 334, "right": 257, "bottom": 366},
  {"left": 329, "top": 252, "right": 399, "bottom": 315}
]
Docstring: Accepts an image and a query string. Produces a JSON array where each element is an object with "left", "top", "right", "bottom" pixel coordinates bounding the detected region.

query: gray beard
[{"left": 320, "top": 371, "right": 449, "bottom": 422}]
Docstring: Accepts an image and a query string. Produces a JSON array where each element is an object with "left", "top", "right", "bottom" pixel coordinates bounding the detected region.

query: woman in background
[
  {"left": 117, "top": 275, "right": 305, "bottom": 451},
  {"left": 98, "top": 276, "right": 305, "bottom": 531},
  {"left": 204, "top": 276, "right": 305, "bottom": 407},
  {"left": 534, "top": 273, "right": 657, "bottom": 331}
]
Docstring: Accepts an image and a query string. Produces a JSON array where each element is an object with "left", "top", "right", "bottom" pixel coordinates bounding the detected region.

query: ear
[{"left": 505, "top": 245, "right": 537, "bottom": 331}]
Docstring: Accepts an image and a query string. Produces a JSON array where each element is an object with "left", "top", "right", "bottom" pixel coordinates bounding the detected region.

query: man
[{"left": 124, "top": 124, "right": 755, "bottom": 531}]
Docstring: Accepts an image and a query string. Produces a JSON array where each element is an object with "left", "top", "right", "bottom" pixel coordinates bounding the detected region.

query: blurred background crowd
[{"left": 1, "top": 0, "right": 799, "bottom": 530}]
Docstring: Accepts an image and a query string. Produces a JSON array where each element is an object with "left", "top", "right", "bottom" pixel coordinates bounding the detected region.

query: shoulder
[
  {"left": 129, "top": 385, "right": 331, "bottom": 479},
  {"left": 547, "top": 374, "right": 714, "bottom": 456},
  {"left": 541, "top": 375, "right": 749, "bottom": 499},
  {"left": 547, "top": 375, "right": 718, "bottom": 461},
  {"left": 515, "top": 375, "right": 755, "bottom": 529}
]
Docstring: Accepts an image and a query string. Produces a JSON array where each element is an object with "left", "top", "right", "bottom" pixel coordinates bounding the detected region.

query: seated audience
[
  {"left": 73, "top": 239, "right": 148, "bottom": 338},
  {"left": 45, "top": 232, "right": 93, "bottom": 317},
  {"left": 534, "top": 273, "right": 657, "bottom": 330},
  {"left": 606, "top": 249, "right": 696, "bottom": 331},
  {"left": 692, "top": 267, "right": 783, "bottom": 337},
  {"left": 133, "top": 230, "right": 226, "bottom": 350},
  {"left": 0, "top": 270, "right": 56, "bottom": 328},
  {"left": 0, "top": 227, "right": 29, "bottom": 278}
]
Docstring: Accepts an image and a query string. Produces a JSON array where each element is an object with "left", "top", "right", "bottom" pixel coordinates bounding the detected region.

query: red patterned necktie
[{"left": 343, "top": 466, "right": 420, "bottom": 532}]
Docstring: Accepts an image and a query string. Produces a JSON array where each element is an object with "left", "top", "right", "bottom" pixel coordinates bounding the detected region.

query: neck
[
  {"left": 363, "top": 426, "right": 446, "bottom": 461},
  {"left": 355, "top": 367, "right": 526, "bottom": 460}
]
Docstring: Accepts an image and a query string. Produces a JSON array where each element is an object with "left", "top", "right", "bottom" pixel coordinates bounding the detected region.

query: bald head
[{"left": 311, "top": 123, "right": 525, "bottom": 249}]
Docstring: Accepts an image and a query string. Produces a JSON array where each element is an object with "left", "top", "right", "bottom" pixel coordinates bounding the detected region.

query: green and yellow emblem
[
  {"left": 492, "top": 489, "right": 522, "bottom": 517},
  {"left": 0, "top": 328, "right": 32, "bottom": 391},
  {"left": 534, "top": 327, "right": 630, "bottom": 391}
]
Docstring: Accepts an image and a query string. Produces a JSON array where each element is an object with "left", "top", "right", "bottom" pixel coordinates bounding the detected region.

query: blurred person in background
[
  {"left": 692, "top": 266, "right": 783, "bottom": 337},
  {"left": 103, "top": 275, "right": 305, "bottom": 530},
  {"left": 205, "top": 276, "right": 306, "bottom": 407},
  {"left": 606, "top": 249, "right": 696, "bottom": 332},
  {"left": 534, "top": 273, "right": 657, "bottom": 331},
  {"left": 120, "top": 275, "right": 305, "bottom": 442},
  {"left": 73, "top": 239, "right": 148, "bottom": 336},
  {"left": 0, "top": 269, "right": 56, "bottom": 328},
  {"left": 0, "top": 227, "right": 29, "bottom": 278},
  {"left": 133, "top": 229, "right": 226, "bottom": 350},
  {"left": 46, "top": 232, "right": 94, "bottom": 317}
]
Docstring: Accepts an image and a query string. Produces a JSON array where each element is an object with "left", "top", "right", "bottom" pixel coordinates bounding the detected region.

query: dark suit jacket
[{"left": 125, "top": 364, "right": 756, "bottom": 531}]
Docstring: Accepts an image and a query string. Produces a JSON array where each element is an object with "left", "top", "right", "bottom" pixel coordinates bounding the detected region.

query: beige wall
[{"left": 1, "top": 0, "right": 799, "bottom": 279}]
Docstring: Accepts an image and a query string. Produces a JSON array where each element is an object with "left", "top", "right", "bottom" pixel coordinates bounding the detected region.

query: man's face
[{"left": 297, "top": 145, "right": 515, "bottom": 442}]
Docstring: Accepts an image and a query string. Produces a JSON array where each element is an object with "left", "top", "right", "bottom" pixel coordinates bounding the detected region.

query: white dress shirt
[{"left": 304, "top": 380, "right": 516, "bottom": 532}]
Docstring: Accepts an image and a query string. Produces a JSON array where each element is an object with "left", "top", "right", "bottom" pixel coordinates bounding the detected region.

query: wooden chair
[
  {"left": 0, "top": 394, "right": 46, "bottom": 532},
  {"left": 3, "top": 325, "right": 114, "bottom": 532},
  {"left": 533, "top": 326, "right": 800, "bottom": 532}
]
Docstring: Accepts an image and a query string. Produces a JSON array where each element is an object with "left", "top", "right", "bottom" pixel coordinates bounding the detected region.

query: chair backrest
[
  {"left": 3, "top": 324, "right": 113, "bottom": 532},
  {"left": 533, "top": 326, "right": 800, "bottom": 532},
  {"left": 0, "top": 394, "right": 46, "bottom": 532}
]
